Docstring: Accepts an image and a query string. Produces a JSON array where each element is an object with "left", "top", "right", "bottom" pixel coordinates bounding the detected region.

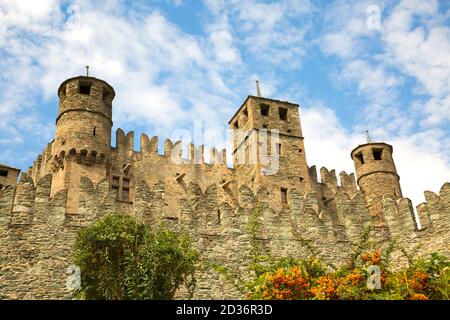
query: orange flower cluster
[
  {"left": 409, "top": 293, "right": 429, "bottom": 300},
  {"left": 361, "top": 250, "right": 381, "bottom": 265},
  {"left": 263, "top": 267, "right": 311, "bottom": 300},
  {"left": 344, "top": 272, "right": 365, "bottom": 286},
  {"left": 407, "top": 272, "right": 430, "bottom": 292},
  {"left": 310, "top": 276, "right": 338, "bottom": 300}
]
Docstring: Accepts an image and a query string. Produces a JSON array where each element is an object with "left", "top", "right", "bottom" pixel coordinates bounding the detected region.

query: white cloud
[
  {"left": 203, "top": 0, "right": 314, "bottom": 69},
  {"left": 314, "top": 0, "right": 450, "bottom": 207},
  {"left": 383, "top": 0, "right": 450, "bottom": 125}
]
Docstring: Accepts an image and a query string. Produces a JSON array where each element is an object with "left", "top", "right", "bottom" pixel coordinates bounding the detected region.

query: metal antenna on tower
[
  {"left": 256, "top": 80, "right": 262, "bottom": 97},
  {"left": 85, "top": 65, "right": 89, "bottom": 77},
  {"left": 365, "top": 130, "right": 371, "bottom": 143}
]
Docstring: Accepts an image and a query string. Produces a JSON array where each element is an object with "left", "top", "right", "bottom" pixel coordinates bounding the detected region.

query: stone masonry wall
[{"left": 0, "top": 170, "right": 448, "bottom": 299}]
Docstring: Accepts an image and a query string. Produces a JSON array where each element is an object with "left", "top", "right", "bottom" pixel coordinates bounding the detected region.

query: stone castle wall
[{"left": 0, "top": 164, "right": 448, "bottom": 299}]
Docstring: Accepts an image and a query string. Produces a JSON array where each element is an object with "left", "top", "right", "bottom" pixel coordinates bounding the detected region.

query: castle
[{"left": 0, "top": 75, "right": 448, "bottom": 299}]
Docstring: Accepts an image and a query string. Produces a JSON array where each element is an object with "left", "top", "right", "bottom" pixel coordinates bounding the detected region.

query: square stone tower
[{"left": 229, "top": 95, "right": 311, "bottom": 208}]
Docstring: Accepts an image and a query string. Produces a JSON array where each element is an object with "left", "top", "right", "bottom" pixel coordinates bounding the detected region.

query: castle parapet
[{"left": 416, "top": 183, "right": 450, "bottom": 232}]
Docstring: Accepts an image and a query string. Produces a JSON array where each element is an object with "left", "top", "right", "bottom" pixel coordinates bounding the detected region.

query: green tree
[{"left": 73, "top": 213, "right": 199, "bottom": 300}]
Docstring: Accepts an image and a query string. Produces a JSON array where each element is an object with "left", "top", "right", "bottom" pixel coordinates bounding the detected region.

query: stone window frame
[
  {"left": 279, "top": 107, "right": 288, "bottom": 121},
  {"left": 111, "top": 174, "right": 131, "bottom": 202},
  {"left": 372, "top": 148, "right": 383, "bottom": 161},
  {"left": 355, "top": 152, "right": 364, "bottom": 165},
  {"left": 243, "top": 107, "right": 248, "bottom": 119},
  {"left": 60, "top": 85, "right": 67, "bottom": 97},
  {"left": 260, "top": 103, "right": 270, "bottom": 117},
  {"left": 281, "top": 187, "right": 288, "bottom": 205},
  {"left": 79, "top": 81, "right": 92, "bottom": 95}
]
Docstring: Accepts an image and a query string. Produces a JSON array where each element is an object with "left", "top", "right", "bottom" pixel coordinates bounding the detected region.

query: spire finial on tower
[
  {"left": 256, "top": 80, "right": 262, "bottom": 97},
  {"left": 85, "top": 65, "right": 89, "bottom": 77},
  {"left": 365, "top": 130, "right": 371, "bottom": 143}
]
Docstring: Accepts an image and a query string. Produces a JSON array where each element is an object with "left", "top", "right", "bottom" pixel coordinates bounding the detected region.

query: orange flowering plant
[{"left": 245, "top": 251, "right": 449, "bottom": 300}]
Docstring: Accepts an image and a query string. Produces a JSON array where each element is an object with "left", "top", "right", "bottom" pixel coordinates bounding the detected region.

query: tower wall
[
  {"left": 229, "top": 96, "right": 311, "bottom": 209},
  {"left": 49, "top": 76, "right": 115, "bottom": 211},
  {"left": 351, "top": 142, "right": 402, "bottom": 225},
  {"left": 53, "top": 76, "right": 114, "bottom": 158}
]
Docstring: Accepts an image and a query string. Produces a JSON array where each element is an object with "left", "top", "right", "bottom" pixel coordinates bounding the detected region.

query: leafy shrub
[{"left": 73, "top": 214, "right": 199, "bottom": 300}]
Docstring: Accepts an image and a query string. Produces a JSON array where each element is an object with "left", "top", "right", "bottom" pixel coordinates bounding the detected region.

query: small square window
[
  {"left": 79, "top": 82, "right": 92, "bottom": 95},
  {"left": 0, "top": 170, "right": 7, "bottom": 177},
  {"left": 373, "top": 148, "right": 383, "bottom": 161},
  {"left": 279, "top": 107, "right": 288, "bottom": 121},
  {"left": 260, "top": 104, "right": 270, "bottom": 116}
]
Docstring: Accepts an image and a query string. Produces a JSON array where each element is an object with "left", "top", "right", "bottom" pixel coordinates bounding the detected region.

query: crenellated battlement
[
  {"left": 1, "top": 168, "right": 449, "bottom": 299},
  {"left": 113, "top": 128, "right": 229, "bottom": 167}
]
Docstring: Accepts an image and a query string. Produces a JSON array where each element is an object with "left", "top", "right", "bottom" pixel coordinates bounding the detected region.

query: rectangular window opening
[
  {"left": 355, "top": 152, "right": 364, "bottom": 164},
  {"left": 112, "top": 176, "right": 120, "bottom": 187},
  {"left": 373, "top": 148, "right": 383, "bottom": 161},
  {"left": 243, "top": 108, "right": 248, "bottom": 117},
  {"left": 0, "top": 170, "right": 8, "bottom": 177},
  {"left": 61, "top": 85, "right": 67, "bottom": 97},
  {"left": 122, "top": 188, "right": 129, "bottom": 201},
  {"left": 279, "top": 107, "right": 288, "bottom": 121},
  {"left": 233, "top": 120, "right": 239, "bottom": 129},
  {"left": 260, "top": 104, "right": 270, "bottom": 116},
  {"left": 281, "top": 188, "right": 288, "bottom": 205},
  {"left": 79, "top": 82, "right": 92, "bottom": 95},
  {"left": 277, "top": 143, "right": 282, "bottom": 155}
]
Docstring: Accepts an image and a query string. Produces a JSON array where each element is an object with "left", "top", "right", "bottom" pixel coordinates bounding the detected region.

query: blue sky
[{"left": 0, "top": 0, "right": 449, "bottom": 206}]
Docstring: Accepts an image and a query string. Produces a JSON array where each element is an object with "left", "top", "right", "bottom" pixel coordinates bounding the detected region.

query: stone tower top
[
  {"left": 229, "top": 96, "right": 301, "bottom": 136},
  {"left": 350, "top": 142, "right": 399, "bottom": 184},
  {"left": 53, "top": 76, "right": 116, "bottom": 163},
  {"left": 57, "top": 76, "right": 115, "bottom": 111},
  {"left": 351, "top": 141, "right": 402, "bottom": 225}
]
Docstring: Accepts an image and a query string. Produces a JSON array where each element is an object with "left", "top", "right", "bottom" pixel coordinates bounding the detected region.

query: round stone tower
[
  {"left": 351, "top": 142, "right": 402, "bottom": 225},
  {"left": 50, "top": 76, "right": 115, "bottom": 212},
  {"left": 54, "top": 76, "right": 115, "bottom": 160}
]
